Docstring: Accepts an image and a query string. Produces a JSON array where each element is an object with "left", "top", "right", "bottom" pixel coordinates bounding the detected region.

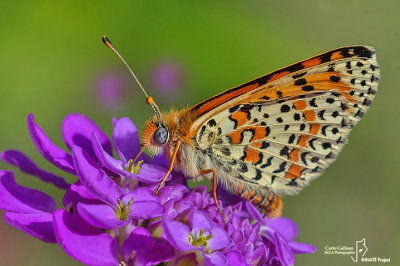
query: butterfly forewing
[{"left": 194, "top": 46, "right": 379, "bottom": 198}]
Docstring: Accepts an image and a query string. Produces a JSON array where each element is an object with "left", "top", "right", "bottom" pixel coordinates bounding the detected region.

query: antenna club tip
[
  {"left": 146, "top": 96, "right": 154, "bottom": 104},
  {"left": 102, "top": 36, "right": 113, "bottom": 48}
]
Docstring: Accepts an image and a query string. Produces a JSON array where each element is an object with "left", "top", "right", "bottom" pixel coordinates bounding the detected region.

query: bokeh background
[{"left": 0, "top": 1, "right": 398, "bottom": 265}]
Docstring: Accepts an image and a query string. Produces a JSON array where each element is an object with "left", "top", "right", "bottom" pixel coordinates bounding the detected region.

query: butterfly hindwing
[{"left": 194, "top": 46, "right": 379, "bottom": 197}]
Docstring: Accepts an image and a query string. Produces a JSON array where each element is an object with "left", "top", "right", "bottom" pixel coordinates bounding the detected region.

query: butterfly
[{"left": 103, "top": 37, "right": 380, "bottom": 219}]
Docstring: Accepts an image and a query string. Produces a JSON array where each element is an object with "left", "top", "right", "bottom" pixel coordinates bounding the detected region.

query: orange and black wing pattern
[{"left": 192, "top": 46, "right": 379, "bottom": 213}]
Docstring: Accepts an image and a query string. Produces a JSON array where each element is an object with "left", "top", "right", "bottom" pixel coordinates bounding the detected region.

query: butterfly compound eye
[{"left": 153, "top": 126, "right": 169, "bottom": 145}]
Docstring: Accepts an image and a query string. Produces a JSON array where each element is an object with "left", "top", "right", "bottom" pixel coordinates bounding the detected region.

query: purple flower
[
  {"left": 151, "top": 60, "right": 183, "bottom": 98},
  {"left": 93, "top": 70, "right": 129, "bottom": 111},
  {"left": 246, "top": 201, "right": 316, "bottom": 265},
  {"left": 1, "top": 113, "right": 316, "bottom": 265},
  {"left": 163, "top": 211, "right": 231, "bottom": 265}
]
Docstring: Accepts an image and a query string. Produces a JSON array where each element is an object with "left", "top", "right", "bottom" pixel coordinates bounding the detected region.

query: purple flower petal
[
  {"left": 72, "top": 146, "right": 123, "bottom": 207},
  {"left": 274, "top": 232, "right": 295, "bottom": 266},
  {"left": 0, "top": 171, "right": 57, "bottom": 213},
  {"left": 152, "top": 151, "right": 170, "bottom": 168},
  {"left": 171, "top": 253, "right": 198, "bottom": 265},
  {"left": 62, "top": 182, "right": 102, "bottom": 208},
  {"left": 136, "top": 163, "right": 169, "bottom": 183},
  {"left": 250, "top": 245, "right": 268, "bottom": 265},
  {"left": 207, "top": 227, "right": 231, "bottom": 251},
  {"left": 246, "top": 201, "right": 264, "bottom": 222},
  {"left": 1, "top": 150, "right": 70, "bottom": 190},
  {"left": 158, "top": 184, "right": 187, "bottom": 205},
  {"left": 135, "top": 240, "right": 175, "bottom": 266},
  {"left": 269, "top": 217, "right": 298, "bottom": 241},
  {"left": 92, "top": 132, "right": 163, "bottom": 184},
  {"left": 62, "top": 113, "right": 112, "bottom": 160},
  {"left": 77, "top": 203, "right": 127, "bottom": 229},
  {"left": 162, "top": 219, "right": 194, "bottom": 252},
  {"left": 91, "top": 132, "right": 126, "bottom": 176},
  {"left": 248, "top": 222, "right": 261, "bottom": 244},
  {"left": 123, "top": 187, "right": 158, "bottom": 203},
  {"left": 4, "top": 212, "right": 57, "bottom": 243},
  {"left": 289, "top": 241, "right": 317, "bottom": 254},
  {"left": 53, "top": 210, "right": 119, "bottom": 266},
  {"left": 112, "top": 117, "right": 150, "bottom": 162},
  {"left": 202, "top": 248, "right": 226, "bottom": 266},
  {"left": 226, "top": 251, "right": 247, "bottom": 266},
  {"left": 191, "top": 211, "right": 212, "bottom": 236},
  {"left": 121, "top": 227, "right": 155, "bottom": 256},
  {"left": 112, "top": 117, "right": 118, "bottom": 128},
  {"left": 128, "top": 201, "right": 165, "bottom": 220},
  {"left": 27, "top": 113, "right": 76, "bottom": 175}
]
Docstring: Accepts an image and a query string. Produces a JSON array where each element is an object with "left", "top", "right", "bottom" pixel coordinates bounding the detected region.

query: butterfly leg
[
  {"left": 154, "top": 140, "right": 182, "bottom": 195},
  {"left": 199, "top": 168, "right": 226, "bottom": 222},
  {"left": 132, "top": 145, "right": 147, "bottom": 164}
]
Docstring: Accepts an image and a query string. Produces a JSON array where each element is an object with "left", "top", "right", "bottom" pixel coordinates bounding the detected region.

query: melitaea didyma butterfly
[{"left": 103, "top": 37, "right": 379, "bottom": 219}]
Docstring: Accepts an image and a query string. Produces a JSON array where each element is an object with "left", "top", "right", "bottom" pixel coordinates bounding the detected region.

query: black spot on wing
[
  {"left": 261, "top": 96, "right": 270, "bottom": 100},
  {"left": 280, "top": 104, "right": 290, "bottom": 113},
  {"left": 229, "top": 105, "right": 240, "bottom": 113},
  {"left": 260, "top": 156, "right": 273, "bottom": 169},
  {"left": 292, "top": 72, "right": 307, "bottom": 79},
  {"left": 221, "top": 147, "right": 231, "bottom": 156},
  {"left": 309, "top": 98, "right": 317, "bottom": 107},
  {"left": 326, "top": 98, "right": 335, "bottom": 104},
  {"left": 240, "top": 105, "right": 254, "bottom": 119},
  {"left": 322, "top": 142, "right": 332, "bottom": 149},
  {"left": 199, "top": 125, "right": 206, "bottom": 139},
  {"left": 253, "top": 169, "right": 262, "bottom": 180},
  {"left": 237, "top": 161, "right": 248, "bottom": 173},
  {"left": 207, "top": 119, "right": 216, "bottom": 127},
  {"left": 301, "top": 152, "right": 310, "bottom": 165},
  {"left": 280, "top": 146, "right": 290, "bottom": 157},
  {"left": 273, "top": 162, "right": 287, "bottom": 174},
  {"left": 288, "top": 134, "right": 296, "bottom": 144},
  {"left": 321, "top": 125, "right": 329, "bottom": 136},
  {"left": 330, "top": 75, "right": 341, "bottom": 82},
  {"left": 287, "top": 179, "right": 298, "bottom": 186},
  {"left": 309, "top": 138, "right": 318, "bottom": 150},
  {"left": 261, "top": 141, "right": 270, "bottom": 149},
  {"left": 302, "top": 85, "right": 314, "bottom": 91},
  {"left": 318, "top": 110, "right": 326, "bottom": 120},
  {"left": 294, "top": 78, "right": 307, "bottom": 86}
]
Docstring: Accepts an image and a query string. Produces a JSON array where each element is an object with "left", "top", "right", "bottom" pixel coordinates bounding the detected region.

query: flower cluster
[{"left": 0, "top": 113, "right": 316, "bottom": 265}]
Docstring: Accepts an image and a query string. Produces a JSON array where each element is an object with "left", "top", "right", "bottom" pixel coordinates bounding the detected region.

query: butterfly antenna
[{"left": 102, "top": 36, "right": 162, "bottom": 122}]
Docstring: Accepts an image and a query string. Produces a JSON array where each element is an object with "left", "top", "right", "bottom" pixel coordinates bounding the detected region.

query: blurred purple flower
[
  {"left": 152, "top": 60, "right": 183, "bottom": 97},
  {"left": 1, "top": 113, "right": 315, "bottom": 265},
  {"left": 94, "top": 71, "right": 129, "bottom": 111}
]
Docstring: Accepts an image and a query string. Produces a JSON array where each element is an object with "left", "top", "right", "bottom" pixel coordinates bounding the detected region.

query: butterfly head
[{"left": 142, "top": 117, "right": 170, "bottom": 155}]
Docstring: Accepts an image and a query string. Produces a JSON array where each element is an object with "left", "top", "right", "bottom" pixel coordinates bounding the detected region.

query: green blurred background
[{"left": 0, "top": 1, "right": 398, "bottom": 265}]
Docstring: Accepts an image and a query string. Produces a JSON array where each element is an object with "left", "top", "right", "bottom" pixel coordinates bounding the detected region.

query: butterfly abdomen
[{"left": 234, "top": 184, "right": 283, "bottom": 217}]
